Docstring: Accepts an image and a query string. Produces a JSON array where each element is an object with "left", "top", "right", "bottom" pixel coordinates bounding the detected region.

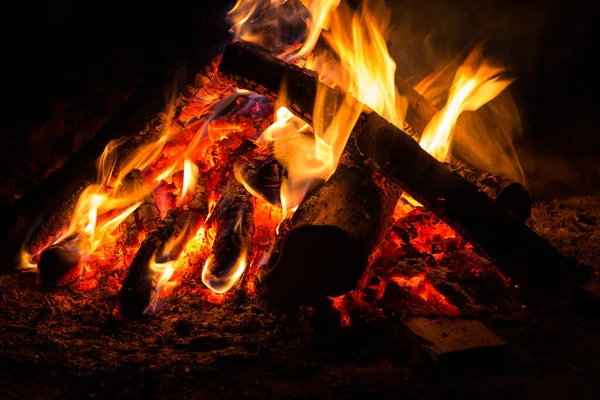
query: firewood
[
  {"left": 219, "top": 41, "right": 531, "bottom": 221},
  {"left": 202, "top": 176, "right": 255, "bottom": 293},
  {"left": 446, "top": 159, "right": 531, "bottom": 221},
  {"left": 257, "top": 159, "right": 402, "bottom": 307},
  {"left": 37, "top": 234, "right": 85, "bottom": 287},
  {"left": 218, "top": 42, "right": 591, "bottom": 306},
  {"left": 119, "top": 178, "right": 208, "bottom": 317}
]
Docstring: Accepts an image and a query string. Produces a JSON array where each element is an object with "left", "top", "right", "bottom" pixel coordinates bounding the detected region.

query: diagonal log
[
  {"left": 218, "top": 41, "right": 591, "bottom": 306},
  {"left": 222, "top": 41, "right": 531, "bottom": 221}
]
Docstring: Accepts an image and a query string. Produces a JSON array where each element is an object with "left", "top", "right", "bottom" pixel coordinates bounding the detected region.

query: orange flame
[{"left": 419, "top": 48, "right": 514, "bottom": 162}]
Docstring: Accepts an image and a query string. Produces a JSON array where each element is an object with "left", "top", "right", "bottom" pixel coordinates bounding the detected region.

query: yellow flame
[
  {"left": 318, "top": 0, "right": 402, "bottom": 127},
  {"left": 180, "top": 158, "right": 199, "bottom": 202},
  {"left": 419, "top": 48, "right": 514, "bottom": 162}
]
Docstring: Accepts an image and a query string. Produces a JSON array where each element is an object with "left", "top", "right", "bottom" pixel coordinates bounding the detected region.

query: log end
[
  {"left": 257, "top": 225, "right": 368, "bottom": 308},
  {"left": 495, "top": 182, "right": 532, "bottom": 221},
  {"left": 37, "top": 243, "right": 82, "bottom": 287}
]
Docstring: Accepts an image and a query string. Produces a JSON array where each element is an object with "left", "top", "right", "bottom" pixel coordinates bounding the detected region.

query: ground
[{"left": 0, "top": 196, "right": 599, "bottom": 399}]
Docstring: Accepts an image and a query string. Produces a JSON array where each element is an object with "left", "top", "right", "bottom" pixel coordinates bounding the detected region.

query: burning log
[
  {"left": 37, "top": 234, "right": 85, "bottom": 287},
  {"left": 220, "top": 41, "right": 531, "bottom": 221},
  {"left": 219, "top": 42, "right": 591, "bottom": 306},
  {"left": 119, "top": 178, "right": 208, "bottom": 317},
  {"left": 202, "top": 176, "right": 255, "bottom": 293},
  {"left": 257, "top": 160, "right": 402, "bottom": 307}
]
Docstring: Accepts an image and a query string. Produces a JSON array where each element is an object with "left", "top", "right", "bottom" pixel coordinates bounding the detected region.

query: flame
[
  {"left": 284, "top": 0, "right": 341, "bottom": 62},
  {"left": 143, "top": 254, "right": 177, "bottom": 315},
  {"left": 419, "top": 48, "right": 514, "bottom": 162},
  {"left": 317, "top": 0, "right": 402, "bottom": 127},
  {"left": 227, "top": 0, "right": 340, "bottom": 61},
  {"left": 50, "top": 140, "right": 148, "bottom": 258},
  {"left": 253, "top": 0, "right": 402, "bottom": 219},
  {"left": 201, "top": 247, "right": 248, "bottom": 294},
  {"left": 180, "top": 158, "right": 199, "bottom": 201},
  {"left": 202, "top": 210, "right": 250, "bottom": 294}
]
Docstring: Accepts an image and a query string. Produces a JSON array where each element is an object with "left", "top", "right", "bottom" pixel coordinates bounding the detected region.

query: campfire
[{"left": 8, "top": 0, "right": 590, "bottom": 326}]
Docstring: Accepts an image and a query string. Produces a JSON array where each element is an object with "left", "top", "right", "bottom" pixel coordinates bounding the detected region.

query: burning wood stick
[
  {"left": 258, "top": 159, "right": 402, "bottom": 307},
  {"left": 119, "top": 177, "right": 208, "bottom": 317},
  {"left": 202, "top": 176, "right": 255, "bottom": 293},
  {"left": 36, "top": 169, "right": 158, "bottom": 287},
  {"left": 37, "top": 234, "right": 86, "bottom": 287},
  {"left": 219, "top": 41, "right": 591, "bottom": 306},
  {"left": 221, "top": 41, "right": 531, "bottom": 221}
]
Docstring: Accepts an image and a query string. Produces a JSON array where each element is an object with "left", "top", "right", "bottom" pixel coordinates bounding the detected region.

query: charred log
[
  {"left": 219, "top": 42, "right": 591, "bottom": 306},
  {"left": 447, "top": 159, "right": 531, "bottom": 221},
  {"left": 202, "top": 177, "right": 255, "bottom": 293},
  {"left": 37, "top": 234, "right": 85, "bottom": 287},
  {"left": 119, "top": 178, "right": 208, "bottom": 317},
  {"left": 219, "top": 41, "right": 531, "bottom": 221},
  {"left": 257, "top": 160, "right": 402, "bottom": 307}
]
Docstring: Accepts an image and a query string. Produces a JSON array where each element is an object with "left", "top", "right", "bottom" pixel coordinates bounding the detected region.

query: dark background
[{"left": 1, "top": 0, "right": 599, "bottom": 200}]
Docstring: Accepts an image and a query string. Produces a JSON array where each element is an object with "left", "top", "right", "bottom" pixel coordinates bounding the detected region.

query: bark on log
[
  {"left": 202, "top": 176, "right": 255, "bottom": 293},
  {"left": 220, "top": 41, "right": 531, "bottom": 221},
  {"left": 218, "top": 42, "right": 591, "bottom": 306},
  {"left": 446, "top": 159, "right": 531, "bottom": 221},
  {"left": 119, "top": 178, "right": 208, "bottom": 317},
  {"left": 257, "top": 160, "right": 402, "bottom": 307}
]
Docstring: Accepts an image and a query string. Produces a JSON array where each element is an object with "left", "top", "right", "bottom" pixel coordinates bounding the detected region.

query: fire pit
[{"left": 1, "top": 0, "right": 599, "bottom": 398}]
